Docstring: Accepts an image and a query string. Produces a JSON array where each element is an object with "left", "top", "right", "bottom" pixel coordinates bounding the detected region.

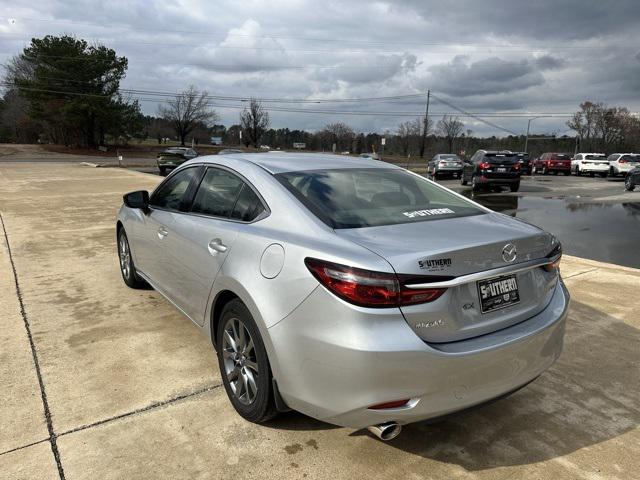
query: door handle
[
  {"left": 157, "top": 226, "right": 169, "bottom": 239},
  {"left": 208, "top": 238, "right": 228, "bottom": 255}
]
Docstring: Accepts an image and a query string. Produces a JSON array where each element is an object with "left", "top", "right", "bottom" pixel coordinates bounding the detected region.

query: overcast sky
[{"left": 2, "top": 0, "right": 639, "bottom": 136}]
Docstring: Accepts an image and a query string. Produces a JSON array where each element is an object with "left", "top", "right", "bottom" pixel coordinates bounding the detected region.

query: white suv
[
  {"left": 607, "top": 153, "right": 640, "bottom": 177},
  {"left": 571, "top": 153, "right": 608, "bottom": 177}
]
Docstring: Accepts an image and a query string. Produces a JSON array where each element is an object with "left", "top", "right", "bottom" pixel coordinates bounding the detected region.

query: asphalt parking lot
[{"left": 1, "top": 160, "right": 640, "bottom": 480}]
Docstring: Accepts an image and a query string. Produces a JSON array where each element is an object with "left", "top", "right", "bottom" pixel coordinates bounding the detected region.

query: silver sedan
[
  {"left": 428, "top": 153, "right": 464, "bottom": 178},
  {"left": 117, "top": 153, "right": 569, "bottom": 440}
]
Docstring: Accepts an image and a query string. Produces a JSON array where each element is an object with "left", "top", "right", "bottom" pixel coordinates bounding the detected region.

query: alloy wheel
[
  {"left": 119, "top": 235, "right": 131, "bottom": 280},
  {"left": 222, "top": 317, "right": 259, "bottom": 405}
]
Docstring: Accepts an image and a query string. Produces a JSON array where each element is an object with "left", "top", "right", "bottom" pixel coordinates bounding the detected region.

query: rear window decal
[{"left": 403, "top": 208, "right": 455, "bottom": 218}]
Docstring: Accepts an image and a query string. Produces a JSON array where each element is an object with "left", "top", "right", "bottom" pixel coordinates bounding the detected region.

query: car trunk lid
[{"left": 335, "top": 213, "right": 558, "bottom": 343}]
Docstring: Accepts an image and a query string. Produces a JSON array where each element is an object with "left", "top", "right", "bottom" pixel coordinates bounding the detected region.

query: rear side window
[
  {"left": 276, "top": 168, "right": 484, "bottom": 229},
  {"left": 150, "top": 167, "right": 198, "bottom": 211},
  {"left": 231, "top": 185, "right": 265, "bottom": 221},
  {"left": 191, "top": 168, "right": 244, "bottom": 218}
]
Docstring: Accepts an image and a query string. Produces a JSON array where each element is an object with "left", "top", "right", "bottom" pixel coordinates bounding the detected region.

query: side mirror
[{"left": 123, "top": 190, "right": 149, "bottom": 210}]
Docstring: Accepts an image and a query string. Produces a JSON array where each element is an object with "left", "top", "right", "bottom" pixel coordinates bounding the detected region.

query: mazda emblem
[{"left": 502, "top": 243, "right": 517, "bottom": 263}]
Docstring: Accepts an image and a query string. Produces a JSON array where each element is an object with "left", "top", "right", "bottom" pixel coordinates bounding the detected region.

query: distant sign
[
  {"left": 381, "top": 138, "right": 386, "bottom": 146},
  {"left": 293, "top": 142, "right": 306, "bottom": 149},
  {"left": 210, "top": 136, "right": 222, "bottom": 145}
]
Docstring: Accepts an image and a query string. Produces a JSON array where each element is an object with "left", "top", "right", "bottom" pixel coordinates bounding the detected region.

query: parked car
[
  {"left": 360, "top": 153, "right": 381, "bottom": 160},
  {"left": 427, "top": 154, "right": 464, "bottom": 179},
  {"left": 512, "top": 152, "right": 532, "bottom": 175},
  {"left": 461, "top": 150, "right": 521, "bottom": 192},
  {"left": 571, "top": 153, "right": 608, "bottom": 177},
  {"left": 533, "top": 153, "right": 572, "bottom": 175},
  {"left": 607, "top": 153, "right": 640, "bottom": 177},
  {"left": 218, "top": 149, "right": 244, "bottom": 155},
  {"left": 625, "top": 164, "right": 640, "bottom": 191},
  {"left": 156, "top": 147, "right": 198, "bottom": 175},
  {"left": 117, "top": 153, "right": 568, "bottom": 440}
]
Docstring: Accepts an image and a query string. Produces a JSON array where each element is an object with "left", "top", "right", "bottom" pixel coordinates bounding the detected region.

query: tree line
[{"left": 2, "top": 35, "right": 640, "bottom": 158}]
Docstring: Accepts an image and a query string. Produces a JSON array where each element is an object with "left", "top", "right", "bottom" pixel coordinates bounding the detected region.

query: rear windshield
[
  {"left": 276, "top": 168, "right": 484, "bottom": 229},
  {"left": 485, "top": 153, "right": 517, "bottom": 163},
  {"left": 551, "top": 154, "right": 571, "bottom": 160},
  {"left": 440, "top": 154, "right": 460, "bottom": 159},
  {"left": 585, "top": 155, "right": 606, "bottom": 160}
]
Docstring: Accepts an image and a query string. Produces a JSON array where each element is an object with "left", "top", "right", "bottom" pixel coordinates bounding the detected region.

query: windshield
[{"left": 276, "top": 168, "right": 484, "bottom": 229}]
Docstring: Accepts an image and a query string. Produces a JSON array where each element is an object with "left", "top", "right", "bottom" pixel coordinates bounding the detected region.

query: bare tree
[
  {"left": 240, "top": 98, "right": 270, "bottom": 148},
  {"left": 437, "top": 115, "right": 465, "bottom": 153},
  {"left": 319, "top": 122, "right": 355, "bottom": 152},
  {"left": 159, "top": 86, "right": 218, "bottom": 146},
  {"left": 397, "top": 119, "right": 421, "bottom": 157}
]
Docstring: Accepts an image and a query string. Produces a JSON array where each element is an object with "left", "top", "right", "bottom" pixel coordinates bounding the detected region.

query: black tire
[
  {"left": 541, "top": 166, "right": 547, "bottom": 175},
  {"left": 117, "top": 229, "right": 146, "bottom": 289},
  {"left": 564, "top": 171, "right": 571, "bottom": 176},
  {"left": 510, "top": 182, "right": 520, "bottom": 192},
  {"left": 609, "top": 167, "right": 616, "bottom": 177},
  {"left": 625, "top": 176, "right": 635, "bottom": 191},
  {"left": 217, "top": 299, "right": 278, "bottom": 424},
  {"left": 599, "top": 172, "right": 607, "bottom": 178},
  {"left": 158, "top": 166, "right": 167, "bottom": 176},
  {"left": 460, "top": 174, "right": 468, "bottom": 186}
]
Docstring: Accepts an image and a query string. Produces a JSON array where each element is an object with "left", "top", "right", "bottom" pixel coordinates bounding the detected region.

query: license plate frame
[
  {"left": 497, "top": 167, "right": 507, "bottom": 172},
  {"left": 477, "top": 274, "right": 520, "bottom": 313}
]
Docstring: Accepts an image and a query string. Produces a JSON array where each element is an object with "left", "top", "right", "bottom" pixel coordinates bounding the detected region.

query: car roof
[{"left": 197, "top": 152, "right": 398, "bottom": 174}]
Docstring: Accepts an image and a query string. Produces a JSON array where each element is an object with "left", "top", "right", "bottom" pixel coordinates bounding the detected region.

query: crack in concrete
[
  {"left": 0, "top": 439, "right": 49, "bottom": 457},
  {"left": 563, "top": 268, "right": 599, "bottom": 279},
  {"left": 1, "top": 213, "right": 66, "bottom": 480},
  {"left": 57, "top": 383, "right": 222, "bottom": 438}
]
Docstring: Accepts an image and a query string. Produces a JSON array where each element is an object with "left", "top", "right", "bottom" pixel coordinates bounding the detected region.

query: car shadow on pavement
[{"left": 375, "top": 299, "right": 640, "bottom": 470}]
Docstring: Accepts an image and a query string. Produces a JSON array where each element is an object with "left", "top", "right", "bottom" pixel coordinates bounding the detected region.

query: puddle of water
[{"left": 469, "top": 194, "right": 640, "bottom": 269}]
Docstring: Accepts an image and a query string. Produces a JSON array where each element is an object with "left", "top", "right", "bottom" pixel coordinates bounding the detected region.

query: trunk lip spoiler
[{"left": 404, "top": 254, "right": 561, "bottom": 289}]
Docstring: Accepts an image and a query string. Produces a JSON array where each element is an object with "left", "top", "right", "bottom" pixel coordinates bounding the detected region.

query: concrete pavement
[{"left": 1, "top": 162, "right": 639, "bottom": 479}]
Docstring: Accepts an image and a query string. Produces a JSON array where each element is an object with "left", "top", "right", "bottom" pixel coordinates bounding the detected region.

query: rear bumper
[
  {"left": 476, "top": 175, "right": 520, "bottom": 185},
  {"left": 546, "top": 165, "right": 570, "bottom": 171},
  {"left": 579, "top": 164, "right": 608, "bottom": 172},
  {"left": 435, "top": 166, "right": 463, "bottom": 173},
  {"left": 268, "top": 279, "right": 569, "bottom": 429}
]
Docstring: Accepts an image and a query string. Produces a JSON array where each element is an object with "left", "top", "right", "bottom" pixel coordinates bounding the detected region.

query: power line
[{"left": 1, "top": 82, "right": 575, "bottom": 120}]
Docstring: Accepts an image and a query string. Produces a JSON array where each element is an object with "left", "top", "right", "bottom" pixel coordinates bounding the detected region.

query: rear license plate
[
  {"left": 497, "top": 167, "right": 507, "bottom": 172},
  {"left": 477, "top": 274, "right": 520, "bottom": 313}
]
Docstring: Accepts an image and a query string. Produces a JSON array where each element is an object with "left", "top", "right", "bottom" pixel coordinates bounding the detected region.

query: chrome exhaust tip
[{"left": 367, "top": 422, "right": 402, "bottom": 441}]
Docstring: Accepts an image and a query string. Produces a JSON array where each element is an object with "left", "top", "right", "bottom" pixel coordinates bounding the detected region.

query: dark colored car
[
  {"left": 156, "top": 147, "right": 198, "bottom": 175},
  {"left": 461, "top": 150, "right": 521, "bottom": 192},
  {"left": 533, "top": 153, "right": 571, "bottom": 175},
  {"left": 625, "top": 165, "right": 640, "bottom": 191},
  {"left": 512, "top": 152, "right": 532, "bottom": 175}
]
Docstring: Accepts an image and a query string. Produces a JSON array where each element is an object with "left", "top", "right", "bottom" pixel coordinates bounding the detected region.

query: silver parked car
[
  {"left": 428, "top": 153, "right": 464, "bottom": 178},
  {"left": 117, "top": 153, "right": 569, "bottom": 440}
]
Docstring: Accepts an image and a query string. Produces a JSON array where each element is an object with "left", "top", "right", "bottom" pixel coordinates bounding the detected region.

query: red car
[{"left": 533, "top": 153, "right": 572, "bottom": 175}]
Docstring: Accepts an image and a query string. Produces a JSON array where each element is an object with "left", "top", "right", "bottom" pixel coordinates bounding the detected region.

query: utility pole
[
  {"left": 419, "top": 90, "right": 430, "bottom": 158},
  {"left": 524, "top": 116, "right": 551, "bottom": 153}
]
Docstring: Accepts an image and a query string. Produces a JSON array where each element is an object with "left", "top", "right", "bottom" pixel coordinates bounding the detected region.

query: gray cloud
[
  {"left": 428, "top": 56, "right": 545, "bottom": 97},
  {"left": 1, "top": 0, "right": 639, "bottom": 136}
]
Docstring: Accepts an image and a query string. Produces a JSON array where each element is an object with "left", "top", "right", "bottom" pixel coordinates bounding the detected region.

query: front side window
[
  {"left": 191, "top": 167, "right": 245, "bottom": 218},
  {"left": 150, "top": 167, "right": 198, "bottom": 210},
  {"left": 277, "top": 168, "right": 484, "bottom": 229}
]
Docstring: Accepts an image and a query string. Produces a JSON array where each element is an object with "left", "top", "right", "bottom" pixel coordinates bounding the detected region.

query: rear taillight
[
  {"left": 368, "top": 399, "right": 410, "bottom": 410},
  {"left": 479, "top": 162, "right": 491, "bottom": 169},
  {"left": 620, "top": 158, "right": 628, "bottom": 164},
  {"left": 305, "top": 258, "right": 446, "bottom": 308},
  {"left": 543, "top": 243, "right": 562, "bottom": 272},
  {"left": 513, "top": 163, "right": 521, "bottom": 170}
]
